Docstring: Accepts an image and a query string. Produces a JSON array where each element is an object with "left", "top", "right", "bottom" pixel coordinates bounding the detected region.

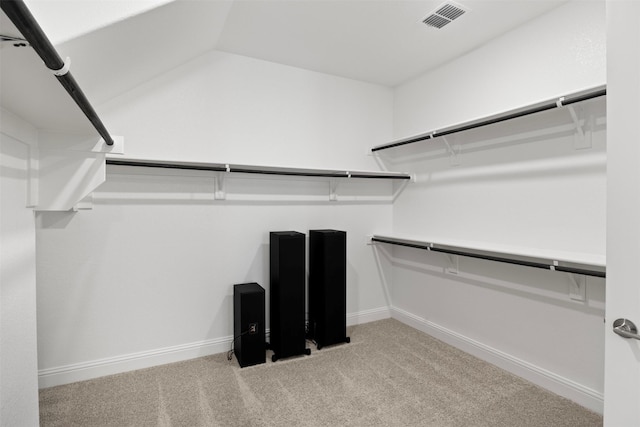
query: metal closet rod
[
  {"left": 371, "top": 236, "right": 606, "bottom": 278},
  {"left": 372, "top": 86, "right": 607, "bottom": 152},
  {"left": 1, "top": 0, "right": 114, "bottom": 146},
  {"left": 106, "top": 158, "right": 412, "bottom": 180}
]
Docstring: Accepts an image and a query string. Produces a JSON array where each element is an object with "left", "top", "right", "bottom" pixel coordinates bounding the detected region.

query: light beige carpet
[{"left": 39, "top": 319, "right": 602, "bottom": 426}]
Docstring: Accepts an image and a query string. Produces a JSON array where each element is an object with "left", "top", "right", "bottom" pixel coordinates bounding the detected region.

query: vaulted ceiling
[{"left": 1, "top": 0, "right": 568, "bottom": 134}]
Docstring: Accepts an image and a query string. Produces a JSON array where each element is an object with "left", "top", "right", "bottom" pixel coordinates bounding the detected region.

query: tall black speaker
[
  {"left": 233, "top": 282, "right": 266, "bottom": 368},
  {"left": 269, "top": 231, "right": 310, "bottom": 362},
  {"left": 309, "top": 229, "right": 350, "bottom": 350}
]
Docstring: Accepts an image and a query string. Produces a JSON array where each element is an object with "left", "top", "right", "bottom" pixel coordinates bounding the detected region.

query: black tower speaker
[
  {"left": 269, "top": 231, "right": 310, "bottom": 362},
  {"left": 233, "top": 282, "right": 266, "bottom": 368},
  {"left": 309, "top": 229, "right": 350, "bottom": 349}
]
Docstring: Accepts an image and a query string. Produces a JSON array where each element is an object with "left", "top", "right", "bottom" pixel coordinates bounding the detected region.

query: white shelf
[
  {"left": 371, "top": 234, "right": 606, "bottom": 278},
  {"left": 105, "top": 158, "right": 411, "bottom": 180},
  {"left": 372, "top": 85, "right": 606, "bottom": 153}
]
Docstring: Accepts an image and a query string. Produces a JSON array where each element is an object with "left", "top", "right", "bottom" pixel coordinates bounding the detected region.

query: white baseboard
[
  {"left": 390, "top": 306, "right": 604, "bottom": 415},
  {"left": 347, "top": 306, "right": 390, "bottom": 326},
  {"left": 38, "top": 306, "right": 390, "bottom": 389},
  {"left": 38, "top": 335, "right": 232, "bottom": 389}
]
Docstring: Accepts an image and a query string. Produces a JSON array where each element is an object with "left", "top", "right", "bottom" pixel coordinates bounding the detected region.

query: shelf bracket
[
  {"left": 392, "top": 177, "right": 411, "bottom": 203},
  {"left": 370, "top": 150, "right": 389, "bottom": 172},
  {"left": 446, "top": 254, "right": 459, "bottom": 275},
  {"left": 569, "top": 273, "right": 586, "bottom": 301},
  {"left": 214, "top": 172, "right": 226, "bottom": 200},
  {"left": 564, "top": 102, "right": 592, "bottom": 150},
  {"left": 441, "top": 136, "right": 460, "bottom": 166},
  {"left": 329, "top": 179, "right": 338, "bottom": 201}
]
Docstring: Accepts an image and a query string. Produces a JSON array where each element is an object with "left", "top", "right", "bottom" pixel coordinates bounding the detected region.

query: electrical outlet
[{"left": 249, "top": 323, "right": 258, "bottom": 334}]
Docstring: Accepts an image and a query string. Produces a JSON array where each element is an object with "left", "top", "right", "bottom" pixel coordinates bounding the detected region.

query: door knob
[{"left": 613, "top": 318, "right": 640, "bottom": 340}]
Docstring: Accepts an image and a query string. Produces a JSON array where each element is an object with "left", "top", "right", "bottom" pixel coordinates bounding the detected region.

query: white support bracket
[
  {"left": 26, "top": 132, "right": 125, "bottom": 211},
  {"left": 391, "top": 177, "right": 411, "bottom": 203},
  {"left": 441, "top": 136, "right": 460, "bottom": 166},
  {"left": 370, "top": 150, "right": 389, "bottom": 172},
  {"left": 329, "top": 179, "right": 339, "bottom": 201},
  {"left": 446, "top": 254, "right": 459, "bottom": 275},
  {"left": 569, "top": 273, "right": 586, "bottom": 301},
  {"left": 36, "top": 150, "right": 107, "bottom": 211},
  {"left": 566, "top": 104, "right": 592, "bottom": 150},
  {"left": 214, "top": 172, "right": 226, "bottom": 200}
]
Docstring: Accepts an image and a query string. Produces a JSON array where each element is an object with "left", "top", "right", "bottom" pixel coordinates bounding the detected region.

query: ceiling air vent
[{"left": 422, "top": 1, "right": 469, "bottom": 29}]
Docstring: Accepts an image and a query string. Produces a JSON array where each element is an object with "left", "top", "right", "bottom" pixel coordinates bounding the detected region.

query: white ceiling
[
  {"left": 216, "top": 0, "right": 567, "bottom": 87},
  {"left": 1, "top": 0, "right": 568, "bottom": 134}
]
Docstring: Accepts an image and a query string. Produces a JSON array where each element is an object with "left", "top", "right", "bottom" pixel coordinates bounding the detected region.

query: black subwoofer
[
  {"left": 309, "top": 229, "right": 350, "bottom": 349},
  {"left": 233, "top": 282, "right": 266, "bottom": 368},
  {"left": 269, "top": 231, "right": 310, "bottom": 362}
]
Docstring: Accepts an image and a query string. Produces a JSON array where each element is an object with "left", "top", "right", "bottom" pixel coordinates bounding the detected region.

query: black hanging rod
[
  {"left": 106, "top": 159, "right": 228, "bottom": 172},
  {"left": 106, "top": 158, "right": 412, "bottom": 180},
  {"left": 1, "top": 0, "right": 115, "bottom": 146},
  {"left": 371, "top": 235, "right": 606, "bottom": 278},
  {"left": 231, "top": 165, "right": 347, "bottom": 178},
  {"left": 372, "top": 86, "right": 607, "bottom": 153},
  {"left": 231, "top": 166, "right": 412, "bottom": 179}
]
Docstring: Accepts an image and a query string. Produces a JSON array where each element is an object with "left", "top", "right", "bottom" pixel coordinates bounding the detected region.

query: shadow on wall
[
  {"left": 94, "top": 166, "right": 395, "bottom": 205},
  {"left": 207, "top": 293, "right": 233, "bottom": 357},
  {"left": 347, "top": 261, "right": 360, "bottom": 321},
  {"left": 37, "top": 211, "right": 77, "bottom": 229},
  {"left": 411, "top": 151, "right": 606, "bottom": 189}
]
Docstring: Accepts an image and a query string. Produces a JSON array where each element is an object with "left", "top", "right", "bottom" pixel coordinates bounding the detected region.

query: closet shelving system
[
  {"left": 371, "top": 235, "right": 606, "bottom": 278},
  {"left": 370, "top": 85, "right": 607, "bottom": 278},
  {"left": 2, "top": 0, "right": 410, "bottom": 206},
  {"left": 105, "top": 158, "right": 411, "bottom": 180},
  {"left": 105, "top": 158, "right": 412, "bottom": 202},
  {"left": 371, "top": 86, "right": 606, "bottom": 152}
]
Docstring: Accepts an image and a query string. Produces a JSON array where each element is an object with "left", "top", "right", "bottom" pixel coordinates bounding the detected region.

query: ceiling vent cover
[{"left": 422, "top": 1, "right": 469, "bottom": 29}]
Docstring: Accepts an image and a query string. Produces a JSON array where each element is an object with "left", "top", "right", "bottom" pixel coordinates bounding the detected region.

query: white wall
[
  {"left": 36, "top": 51, "right": 395, "bottom": 386},
  {"left": 0, "top": 111, "right": 40, "bottom": 425},
  {"left": 385, "top": 0, "right": 606, "bottom": 413},
  {"left": 98, "top": 50, "right": 389, "bottom": 171}
]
